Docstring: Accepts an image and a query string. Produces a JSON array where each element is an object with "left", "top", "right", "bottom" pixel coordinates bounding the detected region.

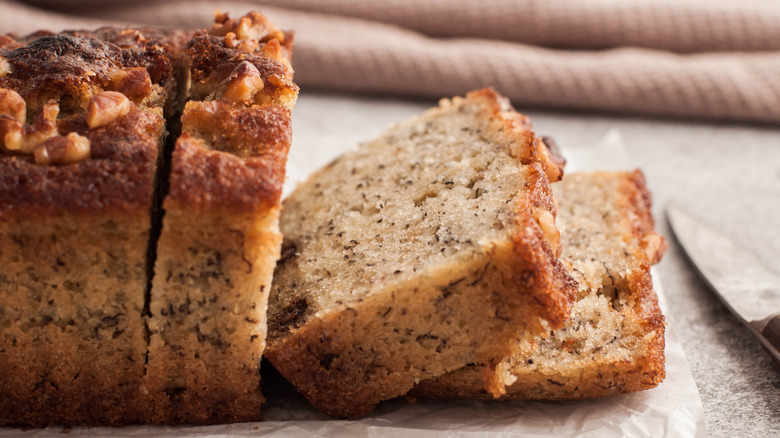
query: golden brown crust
[
  {"left": 618, "top": 169, "right": 667, "bottom": 322},
  {"left": 62, "top": 27, "right": 190, "bottom": 84},
  {"left": 0, "top": 105, "right": 163, "bottom": 218},
  {"left": 538, "top": 136, "right": 566, "bottom": 181},
  {"left": 167, "top": 103, "right": 291, "bottom": 213},
  {"left": 181, "top": 100, "right": 291, "bottom": 158}
]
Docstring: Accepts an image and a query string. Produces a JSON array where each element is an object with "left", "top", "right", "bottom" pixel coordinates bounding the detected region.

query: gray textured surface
[{"left": 291, "top": 92, "right": 780, "bottom": 438}]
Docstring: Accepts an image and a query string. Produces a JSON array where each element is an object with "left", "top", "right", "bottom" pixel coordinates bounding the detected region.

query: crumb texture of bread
[
  {"left": 265, "top": 88, "right": 575, "bottom": 418},
  {"left": 411, "top": 170, "right": 667, "bottom": 400},
  {"left": 0, "top": 214, "right": 150, "bottom": 426}
]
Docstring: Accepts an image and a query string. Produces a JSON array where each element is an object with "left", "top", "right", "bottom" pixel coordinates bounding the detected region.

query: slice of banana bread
[
  {"left": 265, "top": 88, "right": 576, "bottom": 419},
  {"left": 144, "top": 12, "right": 296, "bottom": 424},
  {"left": 411, "top": 170, "right": 667, "bottom": 400}
]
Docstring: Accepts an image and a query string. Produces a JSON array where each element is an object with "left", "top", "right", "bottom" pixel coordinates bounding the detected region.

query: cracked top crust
[{"left": 0, "top": 28, "right": 187, "bottom": 119}]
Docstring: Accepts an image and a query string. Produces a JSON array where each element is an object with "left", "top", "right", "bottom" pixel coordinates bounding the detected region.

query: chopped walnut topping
[
  {"left": 221, "top": 61, "right": 264, "bottom": 104},
  {"left": 0, "top": 116, "right": 23, "bottom": 151},
  {"left": 267, "top": 74, "right": 285, "bottom": 88},
  {"left": 0, "top": 55, "right": 10, "bottom": 78},
  {"left": 108, "top": 67, "right": 152, "bottom": 101},
  {"left": 261, "top": 39, "right": 284, "bottom": 61},
  {"left": 86, "top": 91, "right": 131, "bottom": 128},
  {"left": 237, "top": 39, "right": 259, "bottom": 53},
  {"left": 223, "top": 31, "right": 261, "bottom": 53},
  {"left": 210, "top": 10, "right": 285, "bottom": 43},
  {"left": 21, "top": 101, "right": 59, "bottom": 153},
  {"left": 224, "top": 32, "right": 238, "bottom": 49},
  {"left": 33, "top": 132, "right": 91, "bottom": 165},
  {"left": 0, "top": 88, "right": 26, "bottom": 122},
  {"left": 114, "top": 28, "right": 147, "bottom": 49}
]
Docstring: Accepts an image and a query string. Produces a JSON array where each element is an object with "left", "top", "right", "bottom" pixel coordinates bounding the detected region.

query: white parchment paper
[{"left": 0, "top": 100, "right": 707, "bottom": 437}]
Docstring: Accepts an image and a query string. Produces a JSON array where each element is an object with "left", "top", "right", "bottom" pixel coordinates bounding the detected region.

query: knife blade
[{"left": 666, "top": 203, "right": 780, "bottom": 365}]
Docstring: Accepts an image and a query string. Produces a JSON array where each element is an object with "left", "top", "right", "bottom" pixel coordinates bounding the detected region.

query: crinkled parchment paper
[{"left": 0, "top": 99, "right": 707, "bottom": 437}]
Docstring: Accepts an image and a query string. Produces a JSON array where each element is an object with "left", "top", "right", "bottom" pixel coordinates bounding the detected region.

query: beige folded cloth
[{"left": 3, "top": 0, "right": 780, "bottom": 124}]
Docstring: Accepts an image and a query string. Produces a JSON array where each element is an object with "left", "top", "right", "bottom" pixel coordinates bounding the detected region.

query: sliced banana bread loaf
[
  {"left": 265, "top": 88, "right": 576, "bottom": 418},
  {"left": 145, "top": 11, "right": 297, "bottom": 424},
  {"left": 411, "top": 170, "right": 667, "bottom": 400}
]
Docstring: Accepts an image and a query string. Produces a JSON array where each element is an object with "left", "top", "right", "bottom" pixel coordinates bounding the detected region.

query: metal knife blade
[{"left": 666, "top": 203, "right": 780, "bottom": 364}]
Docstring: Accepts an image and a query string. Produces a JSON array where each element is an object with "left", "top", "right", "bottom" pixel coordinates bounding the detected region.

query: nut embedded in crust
[
  {"left": 86, "top": 91, "right": 131, "bottom": 128},
  {"left": 21, "top": 101, "right": 59, "bottom": 153},
  {"left": 0, "top": 115, "right": 23, "bottom": 151},
  {"left": 108, "top": 67, "right": 153, "bottom": 102},
  {"left": 113, "top": 28, "right": 147, "bottom": 49},
  {"left": 33, "top": 132, "right": 91, "bottom": 165},
  {"left": 641, "top": 233, "right": 667, "bottom": 265},
  {"left": 260, "top": 39, "right": 285, "bottom": 62},
  {"left": 0, "top": 88, "right": 26, "bottom": 123},
  {"left": 221, "top": 61, "right": 264, "bottom": 104},
  {"left": 534, "top": 207, "right": 561, "bottom": 256},
  {"left": 237, "top": 39, "right": 259, "bottom": 53}
]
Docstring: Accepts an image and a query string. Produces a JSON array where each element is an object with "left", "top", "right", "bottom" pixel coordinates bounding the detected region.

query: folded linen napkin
[{"left": 3, "top": 0, "right": 780, "bottom": 124}]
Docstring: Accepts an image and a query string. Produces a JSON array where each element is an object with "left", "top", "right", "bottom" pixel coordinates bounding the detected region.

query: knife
[{"left": 666, "top": 203, "right": 780, "bottom": 365}]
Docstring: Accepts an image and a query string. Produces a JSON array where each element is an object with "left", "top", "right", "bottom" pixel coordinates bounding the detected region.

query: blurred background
[{"left": 2, "top": 0, "right": 780, "bottom": 124}]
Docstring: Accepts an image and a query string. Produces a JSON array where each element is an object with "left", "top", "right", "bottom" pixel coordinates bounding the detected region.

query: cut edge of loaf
[
  {"left": 410, "top": 170, "right": 667, "bottom": 401},
  {"left": 265, "top": 88, "right": 576, "bottom": 418}
]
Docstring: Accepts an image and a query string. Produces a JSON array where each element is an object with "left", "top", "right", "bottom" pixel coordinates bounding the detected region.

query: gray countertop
[{"left": 291, "top": 92, "right": 780, "bottom": 438}]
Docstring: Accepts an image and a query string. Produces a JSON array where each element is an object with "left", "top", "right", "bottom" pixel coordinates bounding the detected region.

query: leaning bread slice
[
  {"left": 411, "top": 170, "right": 667, "bottom": 400},
  {"left": 144, "top": 11, "right": 296, "bottom": 424},
  {"left": 265, "top": 88, "right": 576, "bottom": 418}
]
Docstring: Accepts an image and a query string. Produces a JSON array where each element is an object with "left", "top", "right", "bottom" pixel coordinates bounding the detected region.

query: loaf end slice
[
  {"left": 411, "top": 170, "right": 667, "bottom": 400},
  {"left": 265, "top": 88, "right": 576, "bottom": 418}
]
